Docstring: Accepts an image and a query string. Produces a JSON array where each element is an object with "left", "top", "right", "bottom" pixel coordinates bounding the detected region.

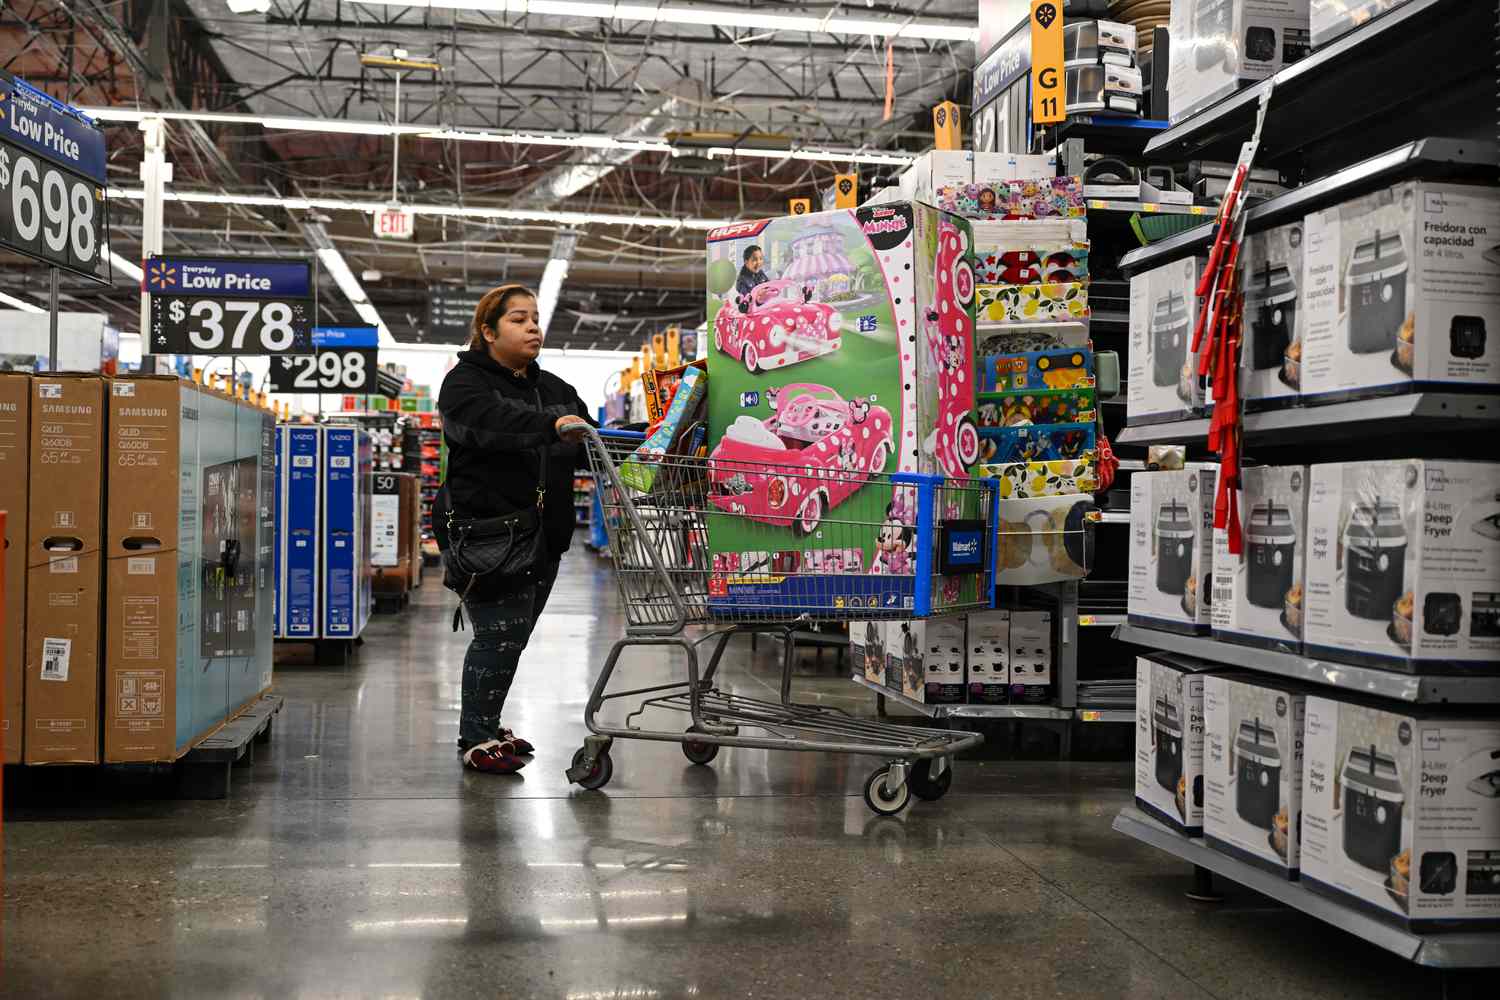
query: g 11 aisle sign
[
  {"left": 0, "top": 72, "right": 111, "bottom": 282},
  {"left": 269, "top": 326, "right": 379, "bottom": 392},
  {"left": 146, "top": 255, "right": 314, "bottom": 355}
]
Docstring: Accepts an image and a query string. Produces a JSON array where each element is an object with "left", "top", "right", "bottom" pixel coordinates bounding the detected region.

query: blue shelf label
[
  {"left": 146, "top": 256, "right": 312, "bottom": 299},
  {"left": 313, "top": 326, "right": 380, "bottom": 348}
]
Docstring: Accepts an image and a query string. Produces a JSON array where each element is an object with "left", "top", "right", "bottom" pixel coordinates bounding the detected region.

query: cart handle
[{"left": 596, "top": 428, "right": 648, "bottom": 441}]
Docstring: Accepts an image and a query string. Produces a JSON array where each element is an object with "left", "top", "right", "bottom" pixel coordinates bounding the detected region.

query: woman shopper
[{"left": 437, "top": 284, "right": 592, "bottom": 774}]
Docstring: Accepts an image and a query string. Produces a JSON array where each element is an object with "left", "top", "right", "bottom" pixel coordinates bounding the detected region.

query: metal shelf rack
[
  {"left": 1113, "top": 807, "right": 1500, "bottom": 969},
  {"left": 1115, "top": 624, "right": 1500, "bottom": 705},
  {"left": 849, "top": 674, "right": 1070, "bottom": 721}
]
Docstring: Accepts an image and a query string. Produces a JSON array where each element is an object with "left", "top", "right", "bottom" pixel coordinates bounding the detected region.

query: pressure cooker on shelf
[
  {"left": 1151, "top": 291, "right": 1191, "bottom": 387},
  {"left": 1344, "top": 498, "right": 1407, "bottom": 621},
  {"left": 1247, "top": 500, "right": 1297, "bottom": 609},
  {"left": 1345, "top": 230, "right": 1407, "bottom": 355},
  {"left": 1246, "top": 260, "right": 1298, "bottom": 371},
  {"left": 1235, "top": 717, "right": 1281, "bottom": 831},
  {"left": 1153, "top": 696, "right": 1183, "bottom": 794},
  {"left": 1154, "top": 498, "right": 1196, "bottom": 596},
  {"left": 1340, "top": 744, "right": 1405, "bottom": 874}
]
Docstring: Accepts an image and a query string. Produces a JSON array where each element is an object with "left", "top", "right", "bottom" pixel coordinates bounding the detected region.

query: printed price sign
[
  {"left": 268, "top": 326, "right": 379, "bottom": 392},
  {"left": 146, "top": 256, "right": 314, "bottom": 355},
  {"left": 0, "top": 73, "right": 111, "bottom": 282},
  {"left": 1029, "top": 1, "right": 1065, "bottom": 125}
]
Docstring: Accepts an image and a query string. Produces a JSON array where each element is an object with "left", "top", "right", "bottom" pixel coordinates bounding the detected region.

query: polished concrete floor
[{"left": 2, "top": 550, "right": 1459, "bottom": 998}]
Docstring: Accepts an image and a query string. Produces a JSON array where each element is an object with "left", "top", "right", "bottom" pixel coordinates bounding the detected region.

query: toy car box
[
  {"left": 705, "top": 202, "right": 985, "bottom": 614},
  {"left": 1212, "top": 465, "right": 1310, "bottom": 655}
]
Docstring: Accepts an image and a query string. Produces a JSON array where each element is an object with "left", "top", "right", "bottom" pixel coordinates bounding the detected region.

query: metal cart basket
[{"left": 564, "top": 426, "right": 995, "bottom": 815}]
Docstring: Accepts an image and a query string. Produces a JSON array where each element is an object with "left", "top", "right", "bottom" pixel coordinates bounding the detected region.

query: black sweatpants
[{"left": 457, "top": 560, "right": 560, "bottom": 748}]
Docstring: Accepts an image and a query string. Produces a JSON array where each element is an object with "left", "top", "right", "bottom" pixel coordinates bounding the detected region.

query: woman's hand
[{"left": 555, "top": 415, "right": 589, "bottom": 443}]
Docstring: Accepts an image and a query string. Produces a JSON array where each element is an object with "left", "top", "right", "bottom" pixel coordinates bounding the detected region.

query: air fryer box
[
  {"left": 1301, "top": 695, "right": 1500, "bottom": 929},
  {"left": 922, "top": 616, "right": 967, "bottom": 704},
  {"left": 24, "top": 375, "right": 105, "bottom": 764},
  {"left": 1240, "top": 222, "right": 1304, "bottom": 409},
  {"left": 1300, "top": 181, "right": 1500, "bottom": 405},
  {"left": 1203, "top": 673, "right": 1309, "bottom": 879},
  {"left": 967, "top": 608, "right": 1010, "bottom": 703},
  {"left": 1168, "top": 0, "right": 1311, "bottom": 122},
  {"left": 0, "top": 373, "right": 31, "bottom": 762},
  {"left": 1009, "top": 609, "right": 1053, "bottom": 701},
  {"left": 1135, "top": 654, "right": 1214, "bottom": 835},
  {"left": 1213, "top": 465, "right": 1310, "bottom": 654},
  {"left": 1128, "top": 256, "right": 1206, "bottom": 425},
  {"left": 1303, "top": 460, "right": 1500, "bottom": 674},
  {"left": 1129, "top": 466, "right": 1217, "bottom": 635}
]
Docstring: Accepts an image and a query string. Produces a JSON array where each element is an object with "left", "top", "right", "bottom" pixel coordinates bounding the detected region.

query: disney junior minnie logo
[{"left": 1034, "top": 3, "right": 1058, "bottom": 28}]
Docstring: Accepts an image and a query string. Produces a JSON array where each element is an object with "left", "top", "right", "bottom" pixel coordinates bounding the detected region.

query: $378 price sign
[{"left": 146, "top": 256, "right": 314, "bottom": 356}]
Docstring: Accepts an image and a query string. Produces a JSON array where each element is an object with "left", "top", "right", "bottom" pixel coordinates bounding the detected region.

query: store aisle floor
[{"left": 4, "top": 551, "right": 1446, "bottom": 999}]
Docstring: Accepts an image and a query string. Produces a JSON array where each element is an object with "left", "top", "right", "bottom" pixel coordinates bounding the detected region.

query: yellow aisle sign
[
  {"left": 1030, "top": 1, "right": 1065, "bottom": 125},
  {"left": 788, "top": 198, "right": 811, "bottom": 216},
  {"left": 833, "top": 173, "right": 858, "bottom": 208}
]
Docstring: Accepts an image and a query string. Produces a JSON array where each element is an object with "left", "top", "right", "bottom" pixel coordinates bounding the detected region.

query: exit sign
[{"left": 374, "top": 206, "right": 415, "bottom": 240}]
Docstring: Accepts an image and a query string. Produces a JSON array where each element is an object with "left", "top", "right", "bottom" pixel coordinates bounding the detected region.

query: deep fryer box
[
  {"left": 1203, "top": 673, "right": 1309, "bottom": 879},
  {"left": 1303, "top": 460, "right": 1500, "bottom": 673},
  {"left": 1129, "top": 466, "right": 1218, "bottom": 634},
  {"left": 1300, "top": 181, "right": 1500, "bottom": 404},
  {"left": 1128, "top": 256, "right": 1206, "bottom": 424},
  {"left": 1239, "top": 222, "right": 1304, "bottom": 409},
  {"left": 1212, "top": 465, "right": 1310, "bottom": 655},
  {"left": 1168, "top": 0, "right": 1311, "bottom": 122},
  {"left": 1301, "top": 695, "right": 1500, "bottom": 929},
  {"left": 1135, "top": 654, "right": 1215, "bottom": 835}
]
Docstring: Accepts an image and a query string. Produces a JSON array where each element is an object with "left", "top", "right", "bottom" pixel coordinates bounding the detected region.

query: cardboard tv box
[
  {"left": 966, "top": 608, "right": 1010, "bottom": 704},
  {"left": 25, "top": 374, "right": 106, "bottom": 764},
  {"left": 1135, "top": 654, "right": 1215, "bottom": 835},
  {"left": 1300, "top": 181, "right": 1500, "bottom": 405},
  {"left": 705, "top": 202, "right": 986, "bottom": 615},
  {"left": 1303, "top": 460, "right": 1500, "bottom": 674},
  {"left": 0, "top": 373, "right": 30, "bottom": 762},
  {"left": 1240, "top": 222, "right": 1305, "bottom": 409},
  {"left": 1212, "top": 465, "right": 1310, "bottom": 654},
  {"left": 1129, "top": 466, "right": 1217, "bottom": 635},
  {"left": 1203, "top": 673, "right": 1309, "bottom": 879},
  {"left": 1301, "top": 695, "right": 1500, "bottom": 929},
  {"left": 1128, "top": 256, "right": 1207, "bottom": 425}
]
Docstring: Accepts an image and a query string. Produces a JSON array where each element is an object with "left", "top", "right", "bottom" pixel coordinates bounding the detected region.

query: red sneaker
[
  {"left": 499, "top": 728, "right": 535, "bottom": 755},
  {"left": 462, "top": 739, "right": 527, "bottom": 774}
]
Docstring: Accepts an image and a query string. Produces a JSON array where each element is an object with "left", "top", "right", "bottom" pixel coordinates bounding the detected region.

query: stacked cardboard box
[{"left": 0, "top": 374, "right": 30, "bottom": 762}]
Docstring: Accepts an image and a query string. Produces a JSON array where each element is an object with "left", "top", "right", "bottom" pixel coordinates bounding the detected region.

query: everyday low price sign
[
  {"left": 0, "top": 72, "right": 111, "bottom": 282},
  {"left": 146, "top": 255, "right": 314, "bottom": 355}
]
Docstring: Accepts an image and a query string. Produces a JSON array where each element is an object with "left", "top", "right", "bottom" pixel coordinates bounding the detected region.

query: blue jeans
[{"left": 458, "top": 560, "right": 560, "bottom": 747}]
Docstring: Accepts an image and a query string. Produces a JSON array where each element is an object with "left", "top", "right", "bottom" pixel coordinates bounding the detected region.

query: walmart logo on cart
[{"left": 148, "top": 263, "right": 271, "bottom": 292}]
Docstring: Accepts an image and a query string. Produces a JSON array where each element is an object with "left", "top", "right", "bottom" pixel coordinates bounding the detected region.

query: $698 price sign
[{"left": 0, "top": 141, "right": 107, "bottom": 278}]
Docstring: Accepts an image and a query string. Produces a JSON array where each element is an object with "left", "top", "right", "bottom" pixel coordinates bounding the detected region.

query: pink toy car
[
  {"left": 714, "top": 279, "right": 842, "bottom": 373},
  {"left": 708, "top": 383, "right": 893, "bottom": 536},
  {"left": 922, "top": 220, "right": 980, "bottom": 479}
]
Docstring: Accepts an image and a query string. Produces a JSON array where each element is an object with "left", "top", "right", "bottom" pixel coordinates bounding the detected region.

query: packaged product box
[
  {"left": 896, "top": 150, "right": 973, "bottom": 206},
  {"left": 1300, "top": 181, "right": 1500, "bottom": 404},
  {"left": 982, "top": 454, "right": 1100, "bottom": 499},
  {"left": 1212, "top": 465, "right": 1310, "bottom": 654},
  {"left": 1066, "top": 62, "right": 1144, "bottom": 116},
  {"left": 0, "top": 373, "right": 30, "bottom": 762},
  {"left": 981, "top": 347, "right": 1096, "bottom": 393},
  {"left": 974, "top": 240, "right": 1089, "bottom": 286},
  {"left": 939, "top": 175, "right": 1086, "bottom": 221},
  {"left": 1303, "top": 460, "right": 1500, "bottom": 674},
  {"left": 971, "top": 152, "right": 1057, "bottom": 189},
  {"left": 24, "top": 375, "right": 106, "bottom": 764},
  {"left": 1240, "top": 222, "right": 1304, "bottom": 409},
  {"left": 1008, "top": 609, "right": 1053, "bottom": 701},
  {"left": 923, "top": 616, "right": 967, "bottom": 704},
  {"left": 1135, "top": 654, "right": 1214, "bottom": 835},
  {"left": 1128, "top": 256, "right": 1207, "bottom": 424},
  {"left": 977, "top": 388, "right": 1096, "bottom": 428},
  {"left": 1168, "top": 0, "right": 1311, "bottom": 122},
  {"left": 976, "top": 281, "right": 1091, "bottom": 325},
  {"left": 275, "top": 423, "right": 322, "bottom": 639},
  {"left": 1129, "top": 466, "right": 1217, "bottom": 634},
  {"left": 1203, "top": 673, "right": 1309, "bottom": 878},
  {"left": 1300, "top": 695, "right": 1500, "bottom": 929},
  {"left": 980, "top": 422, "right": 1096, "bottom": 467},
  {"left": 967, "top": 608, "right": 1010, "bottom": 703},
  {"left": 321, "top": 425, "right": 372, "bottom": 642},
  {"left": 1310, "top": 0, "right": 1414, "bottom": 47},
  {"left": 620, "top": 366, "right": 707, "bottom": 491},
  {"left": 850, "top": 619, "right": 888, "bottom": 686},
  {"left": 705, "top": 202, "right": 984, "bottom": 614},
  {"left": 997, "top": 494, "right": 1097, "bottom": 586},
  {"left": 883, "top": 620, "right": 906, "bottom": 692},
  {"left": 1064, "top": 18, "right": 1139, "bottom": 66}
]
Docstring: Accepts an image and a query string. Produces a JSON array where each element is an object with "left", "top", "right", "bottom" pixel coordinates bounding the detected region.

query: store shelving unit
[
  {"left": 1087, "top": 199, "right": 1213, "bottom": 217},
  {"left": 850, "top": 675, "right": 1070, "bottom": 721},
  {"left": 1113, "top": 807, "right": 1498, "bottom": 968}
]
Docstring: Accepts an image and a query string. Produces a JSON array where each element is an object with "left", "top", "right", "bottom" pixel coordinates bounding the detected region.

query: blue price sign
[
  {"left": 268, "top": 327, "right": 380, "bottom": 393},
  {"left": 147, "top": 255, "right": 315, "bottom": 356},
  {"left": 0, "top": 72, "right": 111, "bottom": 282}
]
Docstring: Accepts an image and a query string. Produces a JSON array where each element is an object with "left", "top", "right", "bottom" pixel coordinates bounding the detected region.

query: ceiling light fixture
[
  {"left": 0, "top": 290, "right": 46, "bottom": 313},
  {"left": 347, "top": 1, "right": 979, "bottom": 42},
  {"left": 537, "top": 230, "right": 580, "bottom": 334},
  {"left": 106, "top": 247, "right": 146, "bottom": 283}
]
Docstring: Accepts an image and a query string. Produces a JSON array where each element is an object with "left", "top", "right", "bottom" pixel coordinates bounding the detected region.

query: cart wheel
[
  {"left": 681, "top": 727, "right": 719, "bottom": 766},
  {"left": 863, "top": 767, "right": 911, "bottom": 816},
  {"left": 908, "top": 758, "right": 954, "bottom": 801},
  {"left": 571, "top": 746, "right": 613, "bottom": 790}
]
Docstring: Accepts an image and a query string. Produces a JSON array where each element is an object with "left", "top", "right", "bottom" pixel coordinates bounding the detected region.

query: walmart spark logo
[{"left": 147, "top": 260, "right": 178, "bottom": 291}]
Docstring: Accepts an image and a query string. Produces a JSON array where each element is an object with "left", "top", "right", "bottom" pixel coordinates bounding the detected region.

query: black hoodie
[{"left": 437, "top": 349, "right": 593, "bottom": 560}]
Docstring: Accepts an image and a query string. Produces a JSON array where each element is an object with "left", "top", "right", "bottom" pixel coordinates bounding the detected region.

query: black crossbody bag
[{"left": 437, "top": 388, "right": 551, "bottom": 625}]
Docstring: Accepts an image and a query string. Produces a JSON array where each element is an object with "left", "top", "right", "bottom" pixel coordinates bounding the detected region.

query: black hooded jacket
[{"left": 437, "top": 349, "right": 592, "bottom": 559}]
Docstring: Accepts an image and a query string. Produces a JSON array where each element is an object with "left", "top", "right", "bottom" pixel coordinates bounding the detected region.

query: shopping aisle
[{"left": 3, "top": 552, "right": 1440, "bottom": 999}]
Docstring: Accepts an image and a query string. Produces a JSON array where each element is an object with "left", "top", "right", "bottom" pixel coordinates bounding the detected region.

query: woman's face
[{"left": 484, "top": 293, "right": 542, "bottom": 369}]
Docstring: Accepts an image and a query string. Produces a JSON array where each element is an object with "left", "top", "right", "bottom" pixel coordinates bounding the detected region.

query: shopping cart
[{"left": 564, "top": 425, "right": 995, "bottom": 815}]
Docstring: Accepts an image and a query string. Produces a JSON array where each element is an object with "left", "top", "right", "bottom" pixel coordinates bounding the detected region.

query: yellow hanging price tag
[{"left": 1030, "top": 1, "right": 1065, "bottom": 125}]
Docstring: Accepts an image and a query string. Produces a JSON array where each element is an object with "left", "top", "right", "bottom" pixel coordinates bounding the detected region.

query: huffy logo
[
  {"left": 707, "top": 220, "right": 768, "bottom": 241},
  {"left": 838, "top": 177, "right": 853, "bottom": 196},
  {"left": 1034, "top": 3, "right": 1058, "bottom": 28}
]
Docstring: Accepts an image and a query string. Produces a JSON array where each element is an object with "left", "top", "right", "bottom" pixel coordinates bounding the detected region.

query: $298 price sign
[
  {"left": 146, "top": 256, "right": 314, "bottom": 356},
  {"left": 269, "top": 349, "right": 377, "bottom": 393}
]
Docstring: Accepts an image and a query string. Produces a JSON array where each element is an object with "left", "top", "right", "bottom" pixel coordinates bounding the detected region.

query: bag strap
[{"left": 531, "top": 385, "right": 548, "bottom": 513}]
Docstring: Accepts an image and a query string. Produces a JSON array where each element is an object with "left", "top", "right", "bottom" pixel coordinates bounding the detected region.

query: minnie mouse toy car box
[{"left": 705, "top": 201, "right": 985, "bottom": 614}]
